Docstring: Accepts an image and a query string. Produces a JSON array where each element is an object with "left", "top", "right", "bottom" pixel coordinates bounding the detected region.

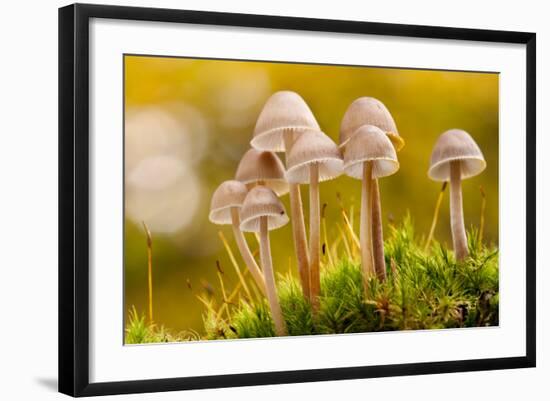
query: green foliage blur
[{"left": 124, "top": 55, "right": 498, "bottom": 335}]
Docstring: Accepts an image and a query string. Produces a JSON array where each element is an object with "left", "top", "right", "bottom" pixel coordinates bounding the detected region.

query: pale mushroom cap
[
  {"left": 339, "top": 97, "right": 404, "bottom": 151},
  {"left": 285, "top": 130, "right": 343, "bottom": 184},
  {"left": 251, "top": 91, "right": 321, "bottom": 152},
  {"left": 239, "top": 186, "right": 289, "bottom": 232},
  {"left": 343, "top": 124, "right": 400, "bottom": 179},
  {"left": 235, "top": 149, "right": 289, "bottom": 196},
  {"left": 428, "top": 129, "right": 486, "bottom": 181},
  {"left": 209, "top": 180, "right": 248, "bottom": 225}
]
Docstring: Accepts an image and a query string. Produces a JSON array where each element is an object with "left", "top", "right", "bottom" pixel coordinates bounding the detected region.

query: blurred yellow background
[{"left": 124, "top": 55, "right": 499, "bottom": 334}]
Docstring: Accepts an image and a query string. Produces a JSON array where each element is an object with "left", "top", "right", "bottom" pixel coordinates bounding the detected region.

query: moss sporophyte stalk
[{"left": 124, "top": 92, "right": 497, "bottom": 343}]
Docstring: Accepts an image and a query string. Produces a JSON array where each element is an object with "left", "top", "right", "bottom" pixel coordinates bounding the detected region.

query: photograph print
[{"left": 123, "top": 55, "right": 499, "bottom": 343}]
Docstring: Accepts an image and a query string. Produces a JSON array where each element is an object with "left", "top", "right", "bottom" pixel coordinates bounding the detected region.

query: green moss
[
  {"left": 125, "top": 306, "right": 201, "bottom": 343},
  {"left": 199, "top": 216, "right": 499, "bottom": 340},
  {"left": 126, "top": 216, "right": 499, "bottom": 342}
]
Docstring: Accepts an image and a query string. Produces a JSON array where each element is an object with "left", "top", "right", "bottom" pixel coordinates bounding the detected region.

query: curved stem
[
  {"left": 230, "top": 208, "right": 267, "bottom": 296},
  {"left": 372, "top": 179, "right": 386, "bottom": 282},
  {"left": 309, "top": 163, "right": 321, "bottom": 311},
  {"left": 450, "top": 161, "right": 468, "bottom": 261},
  {"left": 424, "top": 182, "right": 447, "bottom": 252},
  {"left": 283, "top": 131, "right": 310, "bottom": 300},
  {"left": 259, "top": 217, "right": 287, "bottom": 336},
  {"left": 360, "top": 162, "right": 375, "bottom": 287},
  {"left": 479, "top": 185, "right": 486, "bottom": 246},
  {"left": 143, "top": 223, "right": 153, "bottom": 324},
  {"left": 322, "top": 203, "right": 334, "bottom": 267}
]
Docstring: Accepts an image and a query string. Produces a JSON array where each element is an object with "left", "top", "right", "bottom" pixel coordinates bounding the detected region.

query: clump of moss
[
  {"left": 125, "top": 215, "right": 498, "bottom": 343},
  {"left": 125, "top": 306, "right": 200, "bottom": 344},
  {"left": 199, "top": 216, "right": 498, "bottom": 340}
]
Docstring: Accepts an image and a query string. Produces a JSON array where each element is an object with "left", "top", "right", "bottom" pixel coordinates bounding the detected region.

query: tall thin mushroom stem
[
  {"left": 283, "top": 131, "right": 310, "bottom": 300},
  {"left": 371, "top": 180, "right": 386, "bottom": 282},
  {"left": 360, "top": 162, "right": 376, "bottom": 287},
  {"left": 309, "top": 163, "right": 320, "bottom": 311},
  {"left": 450, "top": 160, "right": 468, "bottom": 261},
  {"left": 230, "top": 208, "right": 267, "bottom": 296},
  {"left": 259, "top": 216, "right": 287, "bottom": 336}
]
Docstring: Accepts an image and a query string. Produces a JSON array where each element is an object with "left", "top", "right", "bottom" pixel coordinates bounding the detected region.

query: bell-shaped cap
[
  {"left": 239, "top": 186, "right": 289, "bottom": 232},
  {"left": 235, "top": 149, "right": 289, "bottom": 196},
  {"left": 428, "top": 129, "right": 486, "bottom": 181},
  {"left": 209, "top": 180, "right": 248, "bottom": 225},
  {"left": 339, "top": 97, "right": 404, "bottom": 151},
  {"left": 343, "top": 125, "right": 400, "bottom": 179},
  {"left": 285, "top": 130, "right": 343, "bottom": 184},
  {"left": 251, "top": 91, "right": 321, "bottom": 152}
]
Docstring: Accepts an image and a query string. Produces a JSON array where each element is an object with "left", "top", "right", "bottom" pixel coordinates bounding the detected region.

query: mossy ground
[{"left": 125, "top": 215, "right": 498, "bottom": 343}]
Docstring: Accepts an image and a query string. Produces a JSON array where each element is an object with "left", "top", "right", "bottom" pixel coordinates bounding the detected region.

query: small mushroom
[
  {"left": 340, "top": 97, "right": 404, "bottom": 151},
  {"left": 340, "top": 97, "right": 404, "bottom": 281},
  {"left": 251, "top": 91, "right": 321, "bottom": 300},
  {"left": 285, "top": 130, "right": 343, "bottom": 310},
  {"left": 240, "top": 186, "right": 289, "bottom": 336},
  {"left": 428, "top": 129, "right": 486, "bottom": 261},
  {"left": 235, "top": 148, "right": 289, "bottom": 195},
  {"left": 343, "top": 125, "right": 399, "bottom": 285},
  {"left": 252, "top": 91, "right": 321, "bottom": 152},
  {"left": 209, "top": 180, "right": 266, "bottom": 295}
]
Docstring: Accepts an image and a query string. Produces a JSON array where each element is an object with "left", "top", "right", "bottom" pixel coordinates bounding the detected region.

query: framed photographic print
[{"left": 58, "top": 3, "right": 536, "bottom": 397}]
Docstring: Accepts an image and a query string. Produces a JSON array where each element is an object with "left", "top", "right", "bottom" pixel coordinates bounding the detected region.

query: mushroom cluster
[
  {"left": 209, "top": 180, "right": 267, "bottom": 295},
  {"left": 343, "top": 125, "right": 399, "bottom": 283},
  {"left": 209, "top": 91, "right": 486, "bottom": 335},
  {"left": 339, "top": 97, "right": 404, "bottom": 282},
  {"left": 251, "top": 91, "right": 322, "bottom": 301},
  {"left": 286, "top": 129, "right": 343, "bottom": 310}
]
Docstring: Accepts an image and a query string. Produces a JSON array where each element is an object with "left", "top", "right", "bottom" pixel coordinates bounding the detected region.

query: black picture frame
[{"left": 59, "top": 3, "right": 536, "bottom": 397}]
